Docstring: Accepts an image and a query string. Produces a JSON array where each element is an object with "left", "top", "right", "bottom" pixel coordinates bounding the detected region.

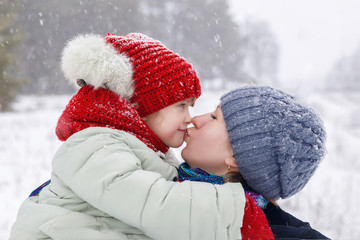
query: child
[
  {"left": 10, "top": 33, "right": 246, "bottom": 240},
  {"left": 179, "top": 86, "right": 330, "bottom": 239}
]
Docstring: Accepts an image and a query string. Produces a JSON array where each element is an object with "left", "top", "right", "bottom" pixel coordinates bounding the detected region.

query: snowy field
[{"left": 1, "top": 89, "right": 360, "bottom": 239}]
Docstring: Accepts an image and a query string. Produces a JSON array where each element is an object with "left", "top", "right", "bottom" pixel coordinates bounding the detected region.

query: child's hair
[{"left": 220, "top": 86, "right": 326, "bottom": 200}]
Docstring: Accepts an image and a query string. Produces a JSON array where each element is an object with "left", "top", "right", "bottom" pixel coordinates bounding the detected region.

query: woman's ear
[{"left": 225, "top": 155, "right": 238, "bottom": 169}]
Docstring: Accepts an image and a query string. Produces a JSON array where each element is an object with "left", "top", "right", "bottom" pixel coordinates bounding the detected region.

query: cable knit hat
[
  {"left": 220, "top": 86, "right": 326, "bottom": 200},
  {"left": 61, "top": 33, "right": 201, "bottom": 117}
]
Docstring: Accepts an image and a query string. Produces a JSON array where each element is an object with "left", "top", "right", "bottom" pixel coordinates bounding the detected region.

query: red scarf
[
  {"left": 242, "top": 195, "right": 275, "bottom": 240},
  {"left": 56, "top": 86, "right": 169, "bottom": 154}
]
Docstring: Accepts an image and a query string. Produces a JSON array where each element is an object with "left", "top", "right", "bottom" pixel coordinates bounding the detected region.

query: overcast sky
[{"left": 229, "top": 0, "right": 360, "bottom": 88}]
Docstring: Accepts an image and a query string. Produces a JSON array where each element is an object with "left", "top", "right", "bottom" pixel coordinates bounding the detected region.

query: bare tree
[
  {"left": 326, "top": 45, "right": 360, "bottom": 90},
  {"left": 15, "top": 0, "right": 279, "bottom": 94},
  {"left": 0, "top": 0, "right": 23, "bottom": 111},
  {"left": 238, "top": 18, "right": 280, "bottom": 86}
]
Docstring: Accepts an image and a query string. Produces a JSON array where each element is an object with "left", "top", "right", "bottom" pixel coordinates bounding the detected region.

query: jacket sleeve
[
  {"left": 52, "top": 129, "right": 245, "bottom": 240},
  {"left": 263, "top": 202, "right": 330, "bottom": 239}
]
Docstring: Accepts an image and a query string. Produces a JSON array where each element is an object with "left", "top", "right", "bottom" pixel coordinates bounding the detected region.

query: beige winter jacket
[{"left": 10, "top": 127, "right": 245, "bottom": 240}]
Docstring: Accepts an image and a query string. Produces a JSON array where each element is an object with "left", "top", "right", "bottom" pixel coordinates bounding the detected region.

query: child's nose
[{"left": 185, "top": 110, "right": 192, "bottom": 124}]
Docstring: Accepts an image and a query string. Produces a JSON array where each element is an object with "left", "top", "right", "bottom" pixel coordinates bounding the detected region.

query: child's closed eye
[{"left": 178, "top": 103, "right": 186, "bottom": 109}]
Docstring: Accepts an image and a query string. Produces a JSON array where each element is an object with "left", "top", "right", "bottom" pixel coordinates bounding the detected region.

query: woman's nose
[{"left": 191, "top": 113, "right": 208, "bottom": 128}]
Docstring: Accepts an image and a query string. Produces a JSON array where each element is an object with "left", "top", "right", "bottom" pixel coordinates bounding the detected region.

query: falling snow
[{"left": 1, "top": 89, "right": 360, "bottom": 239}]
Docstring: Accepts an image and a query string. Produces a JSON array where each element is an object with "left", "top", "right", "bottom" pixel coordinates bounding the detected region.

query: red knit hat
[{"left": 61, "top": 33, "right": 201, "bottom": 117}]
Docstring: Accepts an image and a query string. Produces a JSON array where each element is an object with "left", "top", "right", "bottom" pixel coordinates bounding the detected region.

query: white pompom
[{"left": 61, "top": 34, "right": 134, "bottom": 100}]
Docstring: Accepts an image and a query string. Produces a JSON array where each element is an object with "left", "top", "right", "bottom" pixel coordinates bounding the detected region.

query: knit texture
[
  {"left": 104, "top": 33, "right": 201, "bottom": 117},
  {"left": 176, "top": 162, "right": 225, "bottom": 184},
  {"left": 56, "top": 85, "right": 168, "bottom": 153},
  {"left": 242, "top": 195, "right": 275, "bottom": 240},
  {"left": 61, "top": 33, "right": 201, "bottom": 118},
  {"left": 174, "top": 162, "right": 274, "bottom": 240},
  {"left": 220, "top": 86, "right": 326, "bottom": 200}
]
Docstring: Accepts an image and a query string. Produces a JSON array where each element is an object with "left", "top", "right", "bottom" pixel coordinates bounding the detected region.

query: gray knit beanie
[{"left": 220, "top": 86, "right": 326, "bottom": 200}]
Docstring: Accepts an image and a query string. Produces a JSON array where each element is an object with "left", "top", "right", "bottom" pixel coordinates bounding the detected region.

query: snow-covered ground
[{"left": 1, "top": 89, "right": 360, "bottom": 239}]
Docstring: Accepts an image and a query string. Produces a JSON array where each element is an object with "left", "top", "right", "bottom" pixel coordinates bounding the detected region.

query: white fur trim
[{"left": 61, "top": 34, "right": 134, "bottom": 100}]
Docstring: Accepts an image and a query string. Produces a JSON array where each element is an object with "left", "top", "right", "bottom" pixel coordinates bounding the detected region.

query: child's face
[
  {"left": 181, "top": 106, "right": 234, "bottom": 175},
  {"left": 143, "top": 98, "right": 195, "bottom": 148}
]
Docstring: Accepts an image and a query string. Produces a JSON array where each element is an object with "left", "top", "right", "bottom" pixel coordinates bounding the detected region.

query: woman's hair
[
  {"left": 224, "top": 170, "right": 278, "bottom": 204},
  {"left": 223, "top": 171, "right": 246, "bottom": 184}
]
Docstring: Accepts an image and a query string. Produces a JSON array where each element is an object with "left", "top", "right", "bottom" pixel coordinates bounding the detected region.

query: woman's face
[{"left": 181, "top": 106, "right": 234, "bottom": 175}]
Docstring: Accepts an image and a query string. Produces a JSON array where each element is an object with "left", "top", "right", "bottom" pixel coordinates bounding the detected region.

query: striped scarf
[{"left": 174, "top": 162, "right": 269, "bottom": 209}]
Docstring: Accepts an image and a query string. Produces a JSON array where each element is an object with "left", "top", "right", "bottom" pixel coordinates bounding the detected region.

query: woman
[{"left": 179, "top": 85, "right": 329, "bottom": 239}]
